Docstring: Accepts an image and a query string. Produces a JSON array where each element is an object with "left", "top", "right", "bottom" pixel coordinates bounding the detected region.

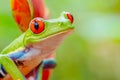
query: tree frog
[
  {"left": 11, "top": 0, "right": 53, "bottom": 79},
  {"left": 0, "top": 11, "right": 74, "bottom": 80}
]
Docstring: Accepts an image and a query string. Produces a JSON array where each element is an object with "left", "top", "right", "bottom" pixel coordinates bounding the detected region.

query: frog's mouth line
[
  {"left": 42, "top": 28, "right": 74, "bottom": 40},
  {"left": 32, "top": 28, "right": 74, "bottom": 49},
  {"left": 24, "top": 28, "right": 74, "bottom": 48},
  {"left": 28, "top": 28, "right": 73, "bottom": 42}
]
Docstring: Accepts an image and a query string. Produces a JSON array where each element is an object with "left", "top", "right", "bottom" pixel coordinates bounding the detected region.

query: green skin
[{"left": 0, "top": 12, "right": 74, "bottom": 80}]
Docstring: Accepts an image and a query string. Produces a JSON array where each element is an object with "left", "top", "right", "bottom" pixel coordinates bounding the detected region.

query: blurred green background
[{"left": 0, "top": 0, "right": 120, "bottom": 80}]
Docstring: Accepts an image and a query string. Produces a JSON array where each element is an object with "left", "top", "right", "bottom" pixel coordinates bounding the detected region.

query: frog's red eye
[
  {"left": 30, "top": 19, "right": 45, "bottom": 34},
  {"left": 66, "top": 13, "right": 74, "bottom": 24}
]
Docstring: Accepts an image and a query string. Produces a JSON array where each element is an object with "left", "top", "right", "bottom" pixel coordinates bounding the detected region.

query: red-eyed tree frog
[
  {"left": 11, "top": 0, "right": 52, "bottom": 79},
  {"left": 0, "top": 11, "right": 74, "bottom": 80}
]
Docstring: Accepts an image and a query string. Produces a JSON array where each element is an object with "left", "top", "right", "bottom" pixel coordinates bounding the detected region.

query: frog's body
[{"left": 0, "top": 12, "right": 74, "bottom": 80}]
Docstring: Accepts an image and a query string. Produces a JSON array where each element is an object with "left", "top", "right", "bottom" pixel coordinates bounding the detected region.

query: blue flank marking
[
  {"left": 43, "top": 59, "right": 56, "bottom": 69},
  {"left": 8, "top": 51, "right": 25, "bottom": 60},
  {"left": 35, "top": 59, "right": 56, "bottom": 80}
]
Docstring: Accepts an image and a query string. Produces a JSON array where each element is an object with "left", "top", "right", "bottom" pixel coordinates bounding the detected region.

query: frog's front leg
[{"left": 0, "top": 55, "right": 25, "bottom": 80}]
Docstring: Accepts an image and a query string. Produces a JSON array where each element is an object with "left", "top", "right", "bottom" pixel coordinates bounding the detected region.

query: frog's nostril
[{"left": 66, "top": 13, "right": 74, "bottom": 24}]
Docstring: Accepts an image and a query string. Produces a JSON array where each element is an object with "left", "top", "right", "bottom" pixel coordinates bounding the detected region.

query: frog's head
[{"left": 24, "top": 11, "right": 74, "bottom": 46}]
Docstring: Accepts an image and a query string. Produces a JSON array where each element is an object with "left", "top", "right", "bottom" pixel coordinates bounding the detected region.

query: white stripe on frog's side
[
  {"left": 0, "top": 70, "right": 5, "bottom": 77},
  {"left": 0, "top": 65, "right": 6, "bottom": 78}
]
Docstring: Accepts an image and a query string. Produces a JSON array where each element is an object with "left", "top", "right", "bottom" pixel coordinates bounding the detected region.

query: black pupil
[{"left": 34, "top": 22, "right": 39, "bottom": 30}]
